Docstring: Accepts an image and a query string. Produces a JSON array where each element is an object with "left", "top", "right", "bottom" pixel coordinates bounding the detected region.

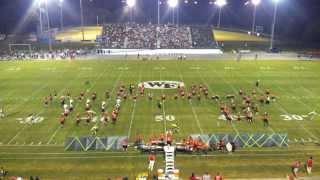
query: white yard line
[
  {"left": 159, "top": 68, "right": 167, "bottom": 135},
  {"left": 46, "top": 126, "right": 62, "bottom": 144},
  {"left": 91, "top": 61, "right": 127, "bottom": 131},
  {"left": 162, "top": 100, "right": 167, "bottom": 135},
  {"left": 7, "top": 83, "right": 48, "bottom": 112},
  {"left": 7, "top": 125, "right": 27, "bottom": 145},
  {"left": 175, "top": 63, "right": 204, "bottom": 134},
  {"left": 275, "top": 85, "right": 314, "bottom": 111},
  {"left": 253, "top": 65, "right": 319, "bottom": 140},
  {"left": 299, "top": 86, "right": 320, "bottom": 110},
  {"left": 6, "top": 65, "right": 68, "bottom": 113},
  {"left": 210, "top": 67, "right": 278, "bottom": 135},
  {"left": 269, "top": 85, "right": 319, "bottom": 140},
  {"left": 127, "top": 63, "right": 143, "bottom": 139},
  {"left": 188, "top": 101, "right": 204, "bottom": 134},
  {"left": 0, "top": 67, "right": 26, "bottom": 104},
  {"left": 4, "top": 67, "right": 74, "bottom": 144},
  {"left": 232, "top": 78, "right": 278, "bottom": 134},
  {"left": 127, "top": 103, "right": 137, "bottom": 138},
  {"left": 46, "top": 62, "right": 122, "bottom": 143},
  {"left": 17, "top": 71, "right": 85, "bottom": 145},
  {"left": 195, "top": 68, "right": 238, "bottom": 130}
]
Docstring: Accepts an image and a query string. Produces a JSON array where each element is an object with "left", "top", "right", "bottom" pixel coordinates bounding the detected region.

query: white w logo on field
[{"left": 138, "top": 81, "right": 184, "bottom": 90}]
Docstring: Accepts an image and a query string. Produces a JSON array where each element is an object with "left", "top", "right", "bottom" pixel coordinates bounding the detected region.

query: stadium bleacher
[
  {"left": 190, "top": 25, "right": 217, "bottom": 48},
  {"left": 98, "top": 23, "right": 217, "bottom": 49},
  {"left": 102, "top": 24, "right": 126, "bottom": 48},
  {"left": 126, "top": 23, "right": 157, "bottom": 49}
]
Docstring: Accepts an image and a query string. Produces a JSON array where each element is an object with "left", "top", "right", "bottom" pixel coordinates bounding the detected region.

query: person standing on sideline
[
  {"left": 262, "top": 112, "right": 269, "bottom": 127},
  {"left": 306, "top": 156, "right": 313, "bottom": 175},
  {"left": 202, "top": 172, "right": 211, "bottom": 180},
  {"left": 214, "top": 172, "right": 222, "bottom": 180},
  {"left": 0, "top": 107, "right": 4, "bottom": 118},
  {"left": 291, "top": 161, "right": 301, "bottom": 178},
  {"left": 189, "top": 173, "right": 198, "bottom": 180},
  {"left": 148, "top": 153, "right": 156, "bottom": 171},
  {"left": 256, "top": 80, "right": 260, "bottom": 88}
]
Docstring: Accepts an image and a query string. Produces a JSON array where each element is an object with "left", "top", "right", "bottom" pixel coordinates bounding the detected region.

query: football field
[{"left": 0, "top": 59, "right": 319, "bottom": 179}]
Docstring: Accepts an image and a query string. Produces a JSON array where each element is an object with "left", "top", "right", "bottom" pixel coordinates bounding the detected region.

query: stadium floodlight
[
  {"left": 127, "top": 0, "right": 136, "bottom": 8},
  {"left": 214, "top": 0, "right": 227, "bottom": 28},
  {"left": 126, "top": 0, "right": 136, "bottom": 22},
  {"left": 251, "top": 0, "right": 261, "bottom": 6},
  {"left": 215, "top": 0, "right": 227, "bottom": 7},
  {"left": 168, "top": 0, "right": 178, "bottom": 25},
  {"left": 168, "top": 0, "right": 178, "bottom": 8},
  {"left": 270, "top": 0, "right": 281, "bottom": 50}
]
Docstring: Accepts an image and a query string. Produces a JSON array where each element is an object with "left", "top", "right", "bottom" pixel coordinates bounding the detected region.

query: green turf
[{"left": 0, "top": 60, "right": 319, "bottom": 179}]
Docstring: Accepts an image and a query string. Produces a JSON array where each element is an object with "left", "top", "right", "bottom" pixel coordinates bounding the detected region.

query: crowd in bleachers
[
  {"left": 0, "top": 49, "right": 91, "bottom": 61},
  {"left": 158, "top": 24, "right": 192, "bottom": 49},
  {"left": 191, "top": 26, "right": 216, "bottom": 48},
  {"left": 102, "top": 24, "right": 126, "bottom": 48},
  {"left": 99, "top": 23, "right": 214, "bottom": 49},
  {"left": 126, "top": 23, "right": 157, "bottom": 49}
]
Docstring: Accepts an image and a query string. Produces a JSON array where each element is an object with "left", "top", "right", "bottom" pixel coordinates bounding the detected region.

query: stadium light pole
[
  {"left": 79, "top": 0, "right": 85, "bottom": 41},
  {"left": 215, "top": 0, "right": 227, "bottom": 29},
  {"left": 157, "top": 0, "right": 160, "bottom": 25},
  {"left": 270, "top": 0, "right": 280, "bottom": 50},
  {"left": 251, "top": 0, "right": 261, "bottom": 34},
  {"left": 127, "top": 0, "right": 136, "bottom": 22},
  {"left": 168, "top": 0, "right": 178, "bottom": 24},
  {"left": 59, "top": 0, "right": 64, "bottom": 30},
  {"left": 37, "top": 0, "right": 44, "bottom": 34},
  {"left": 44, "top": 0, "right": 53, "bottom": 51}
]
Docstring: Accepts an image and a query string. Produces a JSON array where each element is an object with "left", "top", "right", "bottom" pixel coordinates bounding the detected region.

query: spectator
[
  {"left": 191, "top": 26, "right": 216, "bottom": 48},
  {"left": 202, "top": 172, "right": 212, "bottom": 180},
  {"left": 0, "top": 167, "right": 8, "bottom": 178},
  {"left": 306, "top": 156, "right": 313, "bottom": 175},
  {"left": 291, "top": 161, "right": 301, "bottom": 178},
  {"left": 189, "top": 172, "right": 199, "bottom": 180},
  {"left": 148, "top": 153, "right": 156, "bottom": 171},
  {"left": 214, "top": 172, "right": 222, "bottom": 180},
  {"left": 286, "top": 174, "right": 294, "bottom": 180}
]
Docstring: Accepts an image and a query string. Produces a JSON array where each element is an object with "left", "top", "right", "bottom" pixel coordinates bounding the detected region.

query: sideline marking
[
  {"left": 46, "top": 126, "right": 62, "bottom": 144},
  {"left": 0, "top": 152, "right": 319, "bottom": 160}
]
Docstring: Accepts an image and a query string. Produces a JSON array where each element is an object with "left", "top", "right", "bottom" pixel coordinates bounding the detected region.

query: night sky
[{"left": 0, "top": 0, "right": 319, "bottom": 43}]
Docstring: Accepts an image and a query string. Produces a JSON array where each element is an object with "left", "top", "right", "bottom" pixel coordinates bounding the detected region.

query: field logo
[
  {"left": 17, "top": 115, "right": 44, "bottom": 124},
  {"left": 281, "top": 111, "right": 318, "bottom": 121},
  {"left": 155, "top": 115, "right": 176, "bottom": 122},
  {"left": 139, "top": 81, "right": 184, "bottom": 90}
]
